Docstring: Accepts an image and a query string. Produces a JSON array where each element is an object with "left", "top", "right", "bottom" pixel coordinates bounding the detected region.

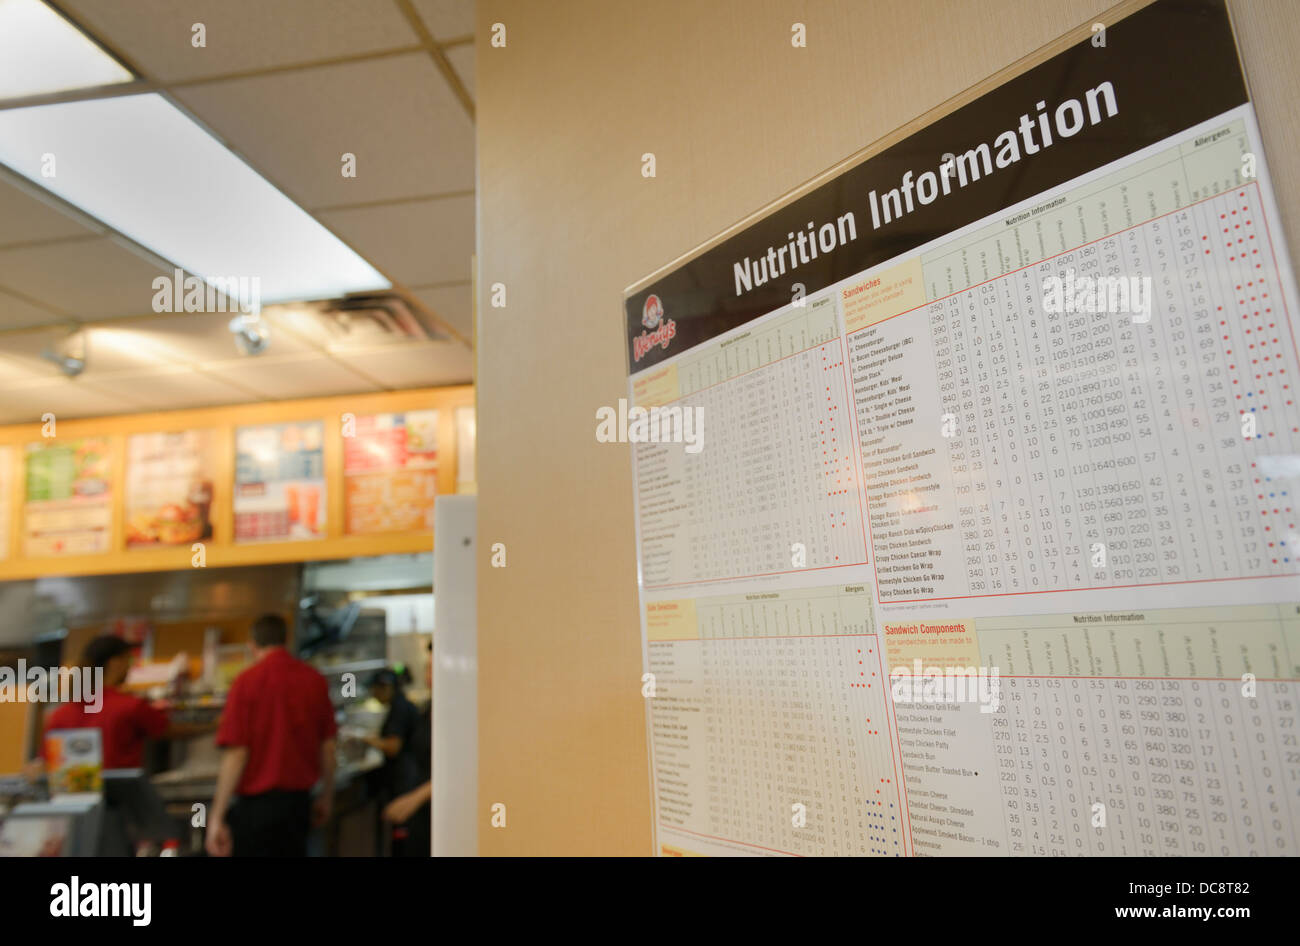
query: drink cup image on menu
[{"left": 234, "top": 422, "right": 326, "bottom": 542}]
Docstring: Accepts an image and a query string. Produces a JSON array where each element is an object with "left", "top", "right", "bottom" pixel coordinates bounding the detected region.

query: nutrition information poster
[{"left": 624, "top": 0, "right": 1300, "bottom": 857}]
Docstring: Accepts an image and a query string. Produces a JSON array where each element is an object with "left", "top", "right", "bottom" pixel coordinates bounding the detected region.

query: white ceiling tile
[
  {"left": 0, "top": 341, "right": 62, "bottom": 383},
  {"left": 317, "top": 194, "right": 473, "bottom": 286},
  {"left": 413, "top": 0, "right": 476, "bottom": 41},
  {"left": 0, "top": 376, "right": 146, "bottom": 424},
  {"left": 119, "top": 311, "right": 317, "bottom": 363},
  {"left": 200, "top": 352, "right": 378, "bottom": 400},
  {"left": 60, "top": 0, "right": 420, "bottom": 83},
  {"left": 445, "top": 43, "right": 474, "bottom": 101},
  {"left": 0, "top": 287, "right": 67, "bottom": 330},
  {"left": 332, "top": 339, "right": 472, "bottom": 387},
  {"left": 173, "top": 53, "right": 475, "bottom": 209},
  {"left": 82, "top": 366, "right": 260, "bottom": 410},
  {"left": 0, "top": 314, "right": 327, "bottom": 389},
  {"left": 0, "top": 3, "right": 478, "bottom": 415},
  {"left": 411, "top": 283, "right": 471, "bottom": 339},
  {"left": 0, "top": 178, "right": 99, "bottom": 247},
  {"left": 0, "top": 238, "right": 167, "bottom": 317},
  {"left": 0, "top": 323, "right": 167, "bottom": 375}
]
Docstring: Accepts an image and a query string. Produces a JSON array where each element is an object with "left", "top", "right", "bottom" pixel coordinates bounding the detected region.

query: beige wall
[{"left": 475, "top": 0, "right": 1300, "bottom": 855}]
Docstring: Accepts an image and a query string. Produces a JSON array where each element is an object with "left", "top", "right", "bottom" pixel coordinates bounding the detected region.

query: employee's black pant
[
  {"left": 228, "top": 790, "right": 311, "bottom": 857},
  {"left": 391, "top": 803, "right": 431, "bottom": 857}
]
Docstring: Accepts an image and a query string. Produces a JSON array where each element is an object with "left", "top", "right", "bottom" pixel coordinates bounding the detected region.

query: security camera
[
  {"left": 42, "top": 350, "right": 86, "bottom": 377},
  {"left": 229, "top": 314, "right": 269, "bottom": 356},
  {"left": 42, "top": 329, "right": 87, "bottom": 377}
]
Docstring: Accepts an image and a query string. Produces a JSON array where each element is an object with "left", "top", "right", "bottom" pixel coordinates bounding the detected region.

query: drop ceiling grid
[{"left": 0, "top": 0, "right": 476, "bottom": 416}]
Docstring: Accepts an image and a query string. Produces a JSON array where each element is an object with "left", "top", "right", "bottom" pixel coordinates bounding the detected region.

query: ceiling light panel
[
  {"left": 0, "top": 0, "right": 133, "bottom": 100},
  {"left": 0, "top": 93, "right": 391, "bottom": 303}
]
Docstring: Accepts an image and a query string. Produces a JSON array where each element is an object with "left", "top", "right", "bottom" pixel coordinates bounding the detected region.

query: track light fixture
[
  {"left": 41, "top": 327, "right": 87, "bottom": 377},
  {"left": 229, "top": 313, "right": 269, "bottom": 356}
]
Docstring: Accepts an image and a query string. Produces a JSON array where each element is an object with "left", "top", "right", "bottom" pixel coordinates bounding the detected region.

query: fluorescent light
[
  {"left": 0, "top": 93, "right": 391, "bottom": 303},
  {"left": 0, "top": 0, "right": 133, "bottom": 100}
]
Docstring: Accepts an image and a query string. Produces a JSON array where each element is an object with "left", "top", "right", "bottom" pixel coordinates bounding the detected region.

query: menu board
[
  {"left": 233, "top": 421, "right": 325, "bottom": 542},
  {"left": 125, "top": 430, "right": 216, "bottom": 547},
  {"left": 344, "top": 410, "right": 438, "bottom": 534},
  {"left": 0, "top": 445, "right": 10, "bottom": 562},
  {"left": 626, "top": 0, "right": 1300, "bottom": 857},
  {"left": 22, "top": 438, "right": 112, "bottom": 557}
]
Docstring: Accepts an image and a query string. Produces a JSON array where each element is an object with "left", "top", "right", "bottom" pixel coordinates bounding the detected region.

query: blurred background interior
[{"left": 0, "top": 0, "right": 477, "bottom": 856}]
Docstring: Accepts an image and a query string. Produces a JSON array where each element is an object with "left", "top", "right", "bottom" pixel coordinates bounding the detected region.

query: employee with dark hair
[
  {"left": 38, "top": 635, "right": 213, "bottom": 853},
  {"left": 383, "top": 641, "right": 432, "bottom": 856},
  {"left": 206, "top": 614, "right": 337, "bottom": 858},
  {"left": 363, "top": 668, "right": 419, "bottom": 855},
  {"left": 42, "top": 635, "right": 208, "bottom": 769},
  {"left": 365, "top": 669, "right": 419, "bottom": 791}
]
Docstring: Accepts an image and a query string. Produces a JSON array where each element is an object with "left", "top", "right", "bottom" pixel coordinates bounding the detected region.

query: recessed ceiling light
[
  {"left": 0, "top": 0, "right": 133, "bottom": 101},
  {"left": 0, "top": 93, "right": 391, "bottom": 303}
]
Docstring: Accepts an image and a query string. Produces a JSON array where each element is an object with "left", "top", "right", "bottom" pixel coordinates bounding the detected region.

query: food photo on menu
[
  {"left": 125, "top": 431, "right": 216, "bottom": 547},
  {"left": 233, "top": 421, "right": 326, "bottom": 541}
]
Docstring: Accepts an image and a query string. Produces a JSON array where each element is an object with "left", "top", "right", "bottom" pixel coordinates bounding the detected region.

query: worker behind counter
[
  {"left": 206, "top": 614, "right": 337, "bottom": 858},
  {"left": 43, "top": 635, "right": 210, "bottom": 769},
  {"left": 363, "top": 670, "right": 419, "bottom": 793},
  {"left": 382, "top": 641, "right": 432, "bottom": 856},
  {"left": 38, "top": 635, "right": 213, "bottom": 853}
]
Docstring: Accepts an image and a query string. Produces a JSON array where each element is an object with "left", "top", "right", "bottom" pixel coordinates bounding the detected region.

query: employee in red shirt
[
  {"left": 43, "top": 636, "right": 169, "bottom": 770},
  {"left": 206, "top": 614, "right": 337, "bottom": 857}
]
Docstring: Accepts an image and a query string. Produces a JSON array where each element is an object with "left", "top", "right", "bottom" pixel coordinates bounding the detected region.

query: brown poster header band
[{"left": 624, "top": 0, "right": 1248, "bottom": 371}]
